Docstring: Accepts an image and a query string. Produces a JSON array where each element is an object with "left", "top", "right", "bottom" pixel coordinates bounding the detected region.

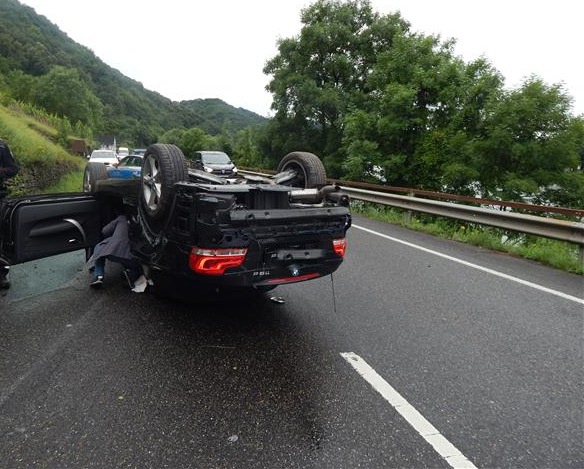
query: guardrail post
[
  {"left": 579, "top": 245, "right": 584, "bottom": 267},
  {"left": 403, "top": 190, "right": 414, "bottom": 225}
]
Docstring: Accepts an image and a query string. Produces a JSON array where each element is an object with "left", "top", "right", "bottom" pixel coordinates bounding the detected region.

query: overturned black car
[{"left": 0, "top": 144, "right": 351, "bottom": 295}]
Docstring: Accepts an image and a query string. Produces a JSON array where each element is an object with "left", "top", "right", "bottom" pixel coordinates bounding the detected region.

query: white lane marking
[
  {"left": 353, "top": 224, "right": 584, "bottom": 305},
  {"left": 341, "top": 352, "right": 477, "bottom": 469}
]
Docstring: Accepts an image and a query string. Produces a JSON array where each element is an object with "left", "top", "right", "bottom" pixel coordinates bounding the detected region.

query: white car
[{"left": 88, "top": 149, "right": 119, "bottom": 167}]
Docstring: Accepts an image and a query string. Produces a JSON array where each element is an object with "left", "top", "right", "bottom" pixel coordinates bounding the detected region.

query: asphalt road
[{"left": 0, "top": 214, "right": 582, "bottom": 468}]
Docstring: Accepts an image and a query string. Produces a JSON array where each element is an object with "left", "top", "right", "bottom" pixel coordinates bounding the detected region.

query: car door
[{"left": 0, "top": 193, "right": 104, "bottom": 265}]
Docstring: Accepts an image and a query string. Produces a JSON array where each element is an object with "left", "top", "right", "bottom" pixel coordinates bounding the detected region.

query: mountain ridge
[{"left": 0, "top": 0, "right": 267, "bottom": 146}]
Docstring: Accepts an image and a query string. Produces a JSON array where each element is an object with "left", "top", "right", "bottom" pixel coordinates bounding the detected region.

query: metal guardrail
[
  {"left": 341, "top": 186, "right": 584, "bottom": 247},
  {"left": 327, "top": 178, "right": 584, "bottom": 218},
  {"left": 241, "top": 168, "right": 584, "bottom": 218},
  {"left": 240, "top": 169, "right": 584, "bottom": 263}
]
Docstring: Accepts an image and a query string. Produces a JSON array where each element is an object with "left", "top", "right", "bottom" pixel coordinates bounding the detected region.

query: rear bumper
[
  {"left": 138, "top": 236, "right": 346, "bottom": 289},
  {"left": 134, "top": 183, "right": 351, "bottom": 289}
]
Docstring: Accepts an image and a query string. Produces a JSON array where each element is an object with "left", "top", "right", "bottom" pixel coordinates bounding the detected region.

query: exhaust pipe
[{"left": 289, "top": 185, "right": 349, "bottom": 205}]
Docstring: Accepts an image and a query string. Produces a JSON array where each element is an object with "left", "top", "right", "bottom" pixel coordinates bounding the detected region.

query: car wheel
[
  {"left": 139, "top": 144, "right": 187, "bottom": 234},
  {"left": 275, "top": 151, "right": 327, "bottom": 189},
  {"left": 83, "top": 162, "right": 108, "bottom": 193}
]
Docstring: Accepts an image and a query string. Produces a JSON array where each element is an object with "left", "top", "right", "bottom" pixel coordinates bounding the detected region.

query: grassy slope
[{"left": 0, "top": 102, "right": 84, "bottom": 195}]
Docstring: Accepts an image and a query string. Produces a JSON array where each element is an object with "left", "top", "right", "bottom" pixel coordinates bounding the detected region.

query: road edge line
[{"left": 341, "top": 352, "right": 478, "bottom": 469}]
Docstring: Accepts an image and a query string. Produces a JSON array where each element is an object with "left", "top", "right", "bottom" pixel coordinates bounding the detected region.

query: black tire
[
  {"left": 140, "top": 144, "right": 187, "bottom": 222},
  {"left": 275, "top": 151, "right": 327, "bottom": 189},
  {"left": 83, "top": 162, "right": 108, "bottom": 193}
]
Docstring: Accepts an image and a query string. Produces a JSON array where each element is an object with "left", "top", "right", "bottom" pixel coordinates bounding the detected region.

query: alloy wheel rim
[{"left": 142, "top": 155, "right": 162, "bottom": 211}]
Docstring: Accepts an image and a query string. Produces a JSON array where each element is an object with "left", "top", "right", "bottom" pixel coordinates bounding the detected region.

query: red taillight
[
  {"left": 332, "top": 238, "right": 347, "bottom": 258},
  {"left": 189, "top": 247, "right": 248, "bottom": 275}
]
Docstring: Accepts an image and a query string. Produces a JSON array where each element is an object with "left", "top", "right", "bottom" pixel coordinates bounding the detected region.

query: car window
[
  {"left": 121, "top": 156, "right": 141, "bottom": 166},
  {"left": 201, "top": 152, "right": 231, "bottom": 164},
  {"left": 90, "top": 150, "right": 116, "bottom": 159}
]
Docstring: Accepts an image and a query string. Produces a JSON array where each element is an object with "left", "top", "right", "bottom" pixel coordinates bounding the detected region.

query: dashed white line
[
  {"left": 341, "top": 352, "right": 477, "bottom": 469},
  {"left": 353, "top": 224, "right": 584, "bottom": 305}
]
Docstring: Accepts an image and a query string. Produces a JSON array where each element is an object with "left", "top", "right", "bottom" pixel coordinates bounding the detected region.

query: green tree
[
  {"left": 340, "top": 11, "right": 502, "bottom": 186},
  {"left": 34, "top": 66, "right": 103, "bottom": 128},
  {"left": 265, "top": 0, "right": 391, "bottom": 175},
  {"left": 412, "top": 58, "right": 504, "bottom": 193},
  {"left": 233, "top": 127, "right": 263, "bottom": 167},
  {"left": 178, "top": 127, "right": 220, "bottom": 159},
  {"left": 159, "top": 127, "right": 186, "bottom": 146},
  {"left": 471, "top": 77, "right": 581, "bottom": 202},
  {"left": 264, "top": 0, "right": 503, "bottom": 184},
  {"left": 4, "top": 69, "right": 37, "bottom": 103}
]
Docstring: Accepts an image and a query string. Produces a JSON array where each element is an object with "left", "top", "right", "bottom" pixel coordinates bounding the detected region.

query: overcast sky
[{"left": 18, "top": 0, "right": 583, "bottom": 117}]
